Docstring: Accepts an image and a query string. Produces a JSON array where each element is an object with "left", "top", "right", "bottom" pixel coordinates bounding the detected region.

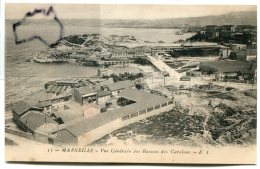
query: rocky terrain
[
  {"left": 93, "top": 86, "right": 256, "bottom": 147},
  {"left": 31, "top": 34, "right": 146, "bottom": 63}
]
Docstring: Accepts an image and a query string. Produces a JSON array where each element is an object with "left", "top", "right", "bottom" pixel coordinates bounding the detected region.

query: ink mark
[{"left": 12, "top": 6, "right": 63, "bottom": 48}]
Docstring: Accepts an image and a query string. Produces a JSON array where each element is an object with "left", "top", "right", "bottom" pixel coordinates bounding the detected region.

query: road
[{"left": 145, "top": 54, "right": 181, "bottom": 81}]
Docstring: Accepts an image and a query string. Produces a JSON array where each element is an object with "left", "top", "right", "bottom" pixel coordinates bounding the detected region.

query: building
[
  {"left": 229, "top": 44, "right": 247, "bottom": 61},
  {"left": 98, "top": 67, "right": 142, "bottom": 77},
  {"left": 72, "top": 86, "right": 98, "bottom": 105},
  {"left": 220, "top": 25, "right": 235, "bottom": 32},
  {"left": 107, "top": 80, "right": 135, "bottom": 96},
  {"left": 11, "top": 101, "right": 43, "bottom": 123},
  {"left": 50, "top": 88, "right": 175, "bottom": 145},
  {"left": 11, "top": 101, "right": 57, "bottom": 133},
  {"left": 72, "top": 80, "right": 135, "bottom": 105},
  {"left": 34, "top": 101, "right": 53, "bottom": 114},
  {"left": 151, "top": 43, "right": 228, "bottom": 57},
  {"left": 205, "top": 25, "right": 219, "bottom": 40},
  {"left": 10, "top": 86, "right": 176, "bottom": 146},
  {"left": 96, "top": 89, "right": 111, "bottom": 104},
  {"left": 97, "top": 69, "right": 114, "bottom": 77},
  {"left": 111, "top": 48, "right": 145, "bottom": 59},
  {"left": 18, "top": 111, "right": 57, "bottom": 133},
  {"left": 97, "top": 59, "right": 135, "bottom": 66},
  {"left": 187, "top": 71, "right": 202, "bottom": 77},
  {"left": 51, "top": 127, "right": 77, "bottom": 145},
  {"left": 200, "top": 61, "right": 256, "bottom": 82},
  {"left": 34, "top": 123, "right": 59, "bottom": 144},
  {"left": 30, "top": 91, "right": 72, "bottom": 113}
]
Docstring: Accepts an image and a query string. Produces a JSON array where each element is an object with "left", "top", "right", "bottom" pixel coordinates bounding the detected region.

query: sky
[{"left": 5, "top": 3, "right": 257, "bottom": 20}]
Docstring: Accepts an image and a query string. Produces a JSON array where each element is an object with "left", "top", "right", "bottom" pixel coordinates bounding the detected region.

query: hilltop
[{"left": 59, "top": 11, "right": 257, "bottom": 29}]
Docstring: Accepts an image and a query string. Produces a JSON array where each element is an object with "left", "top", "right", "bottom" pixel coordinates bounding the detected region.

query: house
[
  {"left": 29, "top": 91, "right": 72, "bottom": 113},
  {"left": 51, "top": 128, "right": 78, "bottom": 145},
  {"left": 49, "top": 88, "right": 174, "bottom": 145},
  {"left": 220, "top": 25, "right": 235, "bottom": 32},
  {"left": 229, "top": 44, "right": 247, "bottom": 61},
  {"left": 31, "top": 90, "right": 72, "bottom": 106},
  {"left": 17, "top": 110, "right": 57, "bottom": 133},
  {"left": 97, "top": 68, "right": 113, "bottom": 77},
  {"left": 72, "top": 86, "right": 98, "bottom": 105},
  {"left": 16, "top": 87, "right": 175, "bottom": 146},
  {"left": 205, "top": 25, "right": 219, "bottom": 40},
  {"left": 97, "top": 59, "right": 135, "bottom": 66},
  {"left": 200, "top": 61, "right": 255, "bottom": 82},
  {"left": 33, "top": 123, "right": 60, "bottom": 144},
  {"left": 222, "top": 48, "right": 232, "bottom": 59},
  {"left": 107, "top": 80, "right": 135, "bottom": 96},
  {"left": 96, "top": 90, "right": 111, "bottom": 104},
  {"left": 11, "top": 101, "right": 43, "bottom": 123},
  {"left": 111, "top": 48, "right": 145, "bottom": 59},
  {"left": 34, "top": 101, "right": 53, "bottom": 113}
]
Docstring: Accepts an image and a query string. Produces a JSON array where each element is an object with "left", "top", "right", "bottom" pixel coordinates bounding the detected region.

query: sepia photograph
[{"left": 3, "top": 2, "right": 257, "bottom": 164}]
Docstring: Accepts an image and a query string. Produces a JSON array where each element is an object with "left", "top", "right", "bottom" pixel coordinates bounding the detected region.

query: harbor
[{"left": 5, "top": 19, "right": 257, "bottom": 147}]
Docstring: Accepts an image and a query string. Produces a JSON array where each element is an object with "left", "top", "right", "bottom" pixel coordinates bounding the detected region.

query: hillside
[
  {"left": 7, "top": 11, "right": 256, "bottom": 30},
  {"left": 102, "top": 11, "right": 257, "bottom": 28},
  {"left": 59, "top": 11, "right": 256, "bottom": 29}
]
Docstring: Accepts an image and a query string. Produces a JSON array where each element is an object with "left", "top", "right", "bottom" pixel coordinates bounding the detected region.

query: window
[{"left": 130, "top": 112, "right": 138, "bottom": 118}]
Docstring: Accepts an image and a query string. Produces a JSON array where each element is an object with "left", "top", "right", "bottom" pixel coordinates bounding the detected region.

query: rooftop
[
  {"left": 34, "top": 100, "right": 53, "bottom": 108},
  {"left": 76, "top": 86, "right": 98, "bottom": 95},
  {"left": 112, "top": 48, "right": 145, "bottom": 53},
  {"left": 11, "top": 101, "right": 31, "bottom": 115},
  {"left": 35, "top": 123, "right": 60, "bottom": 134},
  {"left": 64, "top": 88, "right": 170, "bottom": 137},
  {"left": 107, "top": 80, "right": 135, "bottom": 91},
  {"left": 96, "top": 90, "right": 112, "bottom": 97},
  {"left": 20, "top": 111, "right": 57, "bottom": 131},
  {"left": 53, "top": 101, "right": 84, "bottom": 123},
  {"left": 200, "top": 61, "right": 252, "bottom": 73}
]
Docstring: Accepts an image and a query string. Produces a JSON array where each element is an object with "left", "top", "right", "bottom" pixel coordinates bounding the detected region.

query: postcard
[{"left": 4, "top": 3, "right": 257, "bottom": 164}]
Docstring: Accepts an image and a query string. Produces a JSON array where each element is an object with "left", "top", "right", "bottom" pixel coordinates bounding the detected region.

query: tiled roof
[
  {"left": 35, "top": 123, "right": 60, "bottom": 134},
  {"left": 97, "top": 90, "right": 111, "bottom": 97},
  {"left": 11, "top": 101, "right": 31, "bottom": 116},
  {"left": 64, "top": 88, "right": 170, "bottom": 137},
  {"left": 53, "top": 109, "right": 83, "bottom": 124},
  {"left": 20, "top": 111, "right": 57, "bottom": 131},
  {"left": 107, "top": 80, "right": 135, "bottom": 91},
  {"left": 34, "top": 101, "right": 53, "bottom": 108},
  {"left": 76, "top": 86, "right": 97, "bottom": 95}
]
